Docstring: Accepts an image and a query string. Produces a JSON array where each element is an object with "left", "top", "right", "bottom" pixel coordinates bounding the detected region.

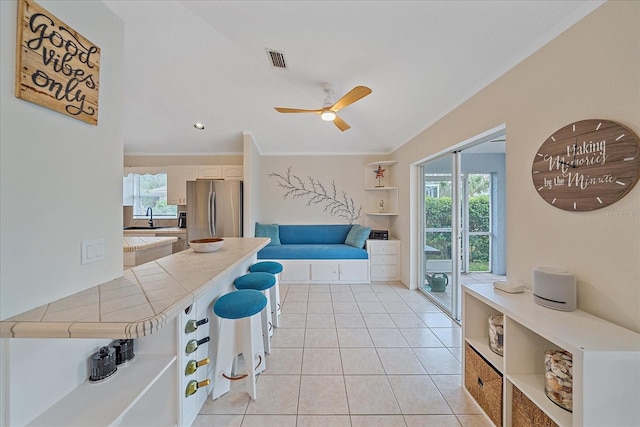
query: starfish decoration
[{"left": 374, "top": 165, "right": 386, "bottom": 187}]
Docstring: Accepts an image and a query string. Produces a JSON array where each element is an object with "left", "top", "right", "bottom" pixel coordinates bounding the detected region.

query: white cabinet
[
  {"left": 123, "top": 172, "right": 134, "bottom": 206},
  {"left": 364, "top": 161, "right": 398, "bottom": 216},
  {"left": 167, "top": 166, "right": 199, "bottom": 205},
  {"left": 462, "top": 283, "right": 640, "bottom": 427},
  {"left": 278, "top": 260, "right": 370, "bottom": 284},
  {"left": 366, "top": 239, "right": 400, "bottom": 281},
  {"left": 197, "top": 165, "right": 243, "bottom": 180},
  {"left": 198, "top": 165, "right": 223, "bottom": 179},
  {"left": 222, "top": 165, "right": 243, "bottom": 180},
  {"left": 167, "top": 165, "right": 244, "bottom": 205}
]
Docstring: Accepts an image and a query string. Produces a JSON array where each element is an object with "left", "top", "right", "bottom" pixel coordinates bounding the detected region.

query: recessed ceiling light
[{"left": 194, "top": 122, "right": 205, "bottom": 130}]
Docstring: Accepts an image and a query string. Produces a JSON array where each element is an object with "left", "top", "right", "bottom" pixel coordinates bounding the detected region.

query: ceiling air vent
[{"left": 266, "top": 48, "right": 287, "bottom": 69}]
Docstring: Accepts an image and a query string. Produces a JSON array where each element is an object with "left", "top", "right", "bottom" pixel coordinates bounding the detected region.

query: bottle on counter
[
  {"left": 185, "top": 379, "right": 211, "bottom": 397},
  {"left": 185, "top": 318, "right": 209, "bottom": 334},
  {"left": 185, "top": 357, "right": 210, "bottom": 376},
  {"left": 185, "top": 337, "right": 210, "bottom": 355}
]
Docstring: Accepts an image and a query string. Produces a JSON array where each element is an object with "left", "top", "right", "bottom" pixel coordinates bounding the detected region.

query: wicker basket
[
  {"left": 512, "top": 385, "right": 559, "bottom": 427},
  {"left": 464, "top": 343, "right": 503, "bottom": 426}
]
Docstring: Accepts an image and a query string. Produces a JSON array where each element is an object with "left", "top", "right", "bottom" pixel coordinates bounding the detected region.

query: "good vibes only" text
[{"left": 25, "top": 12, "right": 98, "bottom": 117}]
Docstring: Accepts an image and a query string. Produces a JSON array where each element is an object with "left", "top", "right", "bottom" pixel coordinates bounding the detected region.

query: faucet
[{"left": 146, "top": 207, "right": 154, "bottom": 228}]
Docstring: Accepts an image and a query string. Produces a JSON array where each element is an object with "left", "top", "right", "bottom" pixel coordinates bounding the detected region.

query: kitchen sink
[{"left": 123, "top": 226, "right": 169, "bottom": 230}]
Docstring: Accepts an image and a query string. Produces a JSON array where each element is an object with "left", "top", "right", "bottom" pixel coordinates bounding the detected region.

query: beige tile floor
[{"left": 194, "top": 281, "right": 493, "bottom": 427}]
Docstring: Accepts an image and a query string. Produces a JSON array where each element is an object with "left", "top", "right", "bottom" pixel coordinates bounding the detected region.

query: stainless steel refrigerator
[{"left": 186, "top": 180, "right": 243, "bottom": 242}]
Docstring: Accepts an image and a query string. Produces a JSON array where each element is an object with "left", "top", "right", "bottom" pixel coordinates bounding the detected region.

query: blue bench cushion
[
  {"left": 278, "top": 224, "right": 352, "bottom": 244},
  {"left": 258, "top": 243, "right": 368, "bottom": 260}
]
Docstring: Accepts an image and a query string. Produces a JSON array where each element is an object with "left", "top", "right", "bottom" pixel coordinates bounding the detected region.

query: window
[{"left": 128, "top": 173, "right": 177, "bottom": 218}]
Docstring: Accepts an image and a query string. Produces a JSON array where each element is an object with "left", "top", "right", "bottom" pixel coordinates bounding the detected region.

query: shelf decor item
[
  {"left": 488, "top": 314, "right": 504, "bottom": 356},
  {"left": 544, "top": 349, "right": 573, "bottom": 412},
  {"left": 374, "top": 165, "right": 386, "bottom": 187}
]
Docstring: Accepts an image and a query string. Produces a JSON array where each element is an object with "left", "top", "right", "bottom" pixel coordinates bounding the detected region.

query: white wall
[
  {"left": 393, "top": 1, "right": 640, "bottom": 332},
  {"left": 0, "top": 1, "right": 124, "bottom": 424},
  {"left": 258, "top": 154, "right": 396, "bottom": 231},
  {"left": 243, "top": 131, "right": 261, "bottom": 237}
]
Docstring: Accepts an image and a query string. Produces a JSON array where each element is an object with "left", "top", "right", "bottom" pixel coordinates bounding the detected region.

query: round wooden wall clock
[{"left": 532, "top": 119, "right": 640, "bottom": 211}]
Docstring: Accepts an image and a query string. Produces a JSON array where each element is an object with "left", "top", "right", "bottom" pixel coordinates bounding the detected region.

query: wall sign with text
[
  {"left": 15, "top": 0, "right": 101, "bottom": 125},
  {"left": 532, "top": 119, "right": 640, "bottom": 212}
]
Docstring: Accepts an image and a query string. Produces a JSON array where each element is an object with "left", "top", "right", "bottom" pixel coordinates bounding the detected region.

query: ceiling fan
[{"left": 274, "top": 83, "right": 372, "bottom": 131}]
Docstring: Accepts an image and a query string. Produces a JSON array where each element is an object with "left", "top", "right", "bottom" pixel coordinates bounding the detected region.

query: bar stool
[
  {"left": 211, "top": 289, "right": 266, "bottom": 401},
  {"left": 234, "top": 272, "right": 276, "bottom": 354},
  {"left": 248, "top": 261, "right": 283, "bottom": 328}
]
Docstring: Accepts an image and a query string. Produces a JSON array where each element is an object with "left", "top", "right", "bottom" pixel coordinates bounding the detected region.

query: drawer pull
[{"left": 478, "top": 377, "right": 484, "bottom": 388}]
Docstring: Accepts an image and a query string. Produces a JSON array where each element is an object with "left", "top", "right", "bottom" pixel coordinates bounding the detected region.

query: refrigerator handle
[{"left": 209, "top": 191, "right": 216, "bottom": 236}]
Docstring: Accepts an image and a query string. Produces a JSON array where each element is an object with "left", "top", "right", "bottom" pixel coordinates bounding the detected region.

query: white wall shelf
[
  {"left": 463, "top": 283, "right": 640, "bottom": 427},
  {"left": 364, "top": 161, "right": 398, "bottom": 215},
  {"left": 27, "top": 354, "right": 177, "bottom": 427}
]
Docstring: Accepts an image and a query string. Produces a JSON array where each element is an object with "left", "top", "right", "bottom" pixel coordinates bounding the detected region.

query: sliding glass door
[
  {"left": 418, "top": 131, "right": 506, "bottom": 321},
  {"left": 420, "top": 153, "right": 461, "bottom": 318}
]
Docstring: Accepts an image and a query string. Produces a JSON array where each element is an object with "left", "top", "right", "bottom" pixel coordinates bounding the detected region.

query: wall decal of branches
[{"left": 268, "top": 167, "right": 362, "bottom": 224}]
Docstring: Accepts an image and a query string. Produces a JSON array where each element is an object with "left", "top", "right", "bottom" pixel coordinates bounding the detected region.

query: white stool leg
[
  {"left": 242, "top": 312, "right": 266, "bottom": 400},
  {"left": 270, "top": 274, "right": 281, "bottom": 328},
  {"left": 211, "top": 318, "right": 237, "bottom": 400},
  {"left": 261, "top": 289, "right": 272, "bottom": 354}
]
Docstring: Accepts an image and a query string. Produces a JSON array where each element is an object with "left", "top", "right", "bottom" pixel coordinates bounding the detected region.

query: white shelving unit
[
  {"left": 462, "top": 283, "right": 640, "bottom": 427},
  {"left": 27, "top": 321, "right": 179, "bottom": 427},
  {"left": 364, "top": 161, "right": 398, "bottom": 216}
]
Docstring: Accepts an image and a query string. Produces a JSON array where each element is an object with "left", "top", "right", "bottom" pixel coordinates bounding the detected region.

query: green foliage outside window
[
  {"left": 425, "top": 194, "right": 490, "bottom": 271},
  {"left": 134, "top": 174, "right": 177, "bottom": 217}
]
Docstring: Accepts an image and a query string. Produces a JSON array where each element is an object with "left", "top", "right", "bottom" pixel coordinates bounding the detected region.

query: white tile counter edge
[{"left": 1, "top": 237, "right": 270, "bottom": 339}]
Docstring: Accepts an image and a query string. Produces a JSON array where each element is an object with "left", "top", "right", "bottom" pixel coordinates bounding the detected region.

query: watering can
[{"left": 426, "top": 273, "right": 448, "bottom": 292}]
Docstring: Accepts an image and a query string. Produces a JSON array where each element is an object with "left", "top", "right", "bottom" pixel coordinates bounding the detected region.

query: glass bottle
[
  {"left": 185, "top": 379, "right": 210, "bottom": 397},
  {"left": 185, "top": 357, "right": 210, "bottom": 376},
  {"left": 185, "top": 318, "right": 209, "bottom": 334},
  {"left": 185, "top": 337, "right": 210, "bottom": 355}
]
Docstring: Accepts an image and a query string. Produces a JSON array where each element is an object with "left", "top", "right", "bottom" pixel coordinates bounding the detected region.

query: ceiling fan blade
[
  {"left": 333, "top": 115, "right": 351, "bottom": 132},
  {"left": 330, "top": 86, "right": 372, "bottom": 112},
  {"left": 274, "top": 107, "right": 321, "bottom": 114}
]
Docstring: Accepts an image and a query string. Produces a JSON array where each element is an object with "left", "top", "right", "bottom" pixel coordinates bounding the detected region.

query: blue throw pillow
[
  {"left": 344, "top": 224, "right": 371, "bottom": 248},
  {"left": 255, "top": 223, "right": 281, "bottom": 245}
]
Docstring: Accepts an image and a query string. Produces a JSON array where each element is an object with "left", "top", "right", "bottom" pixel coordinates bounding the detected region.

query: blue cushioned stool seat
[
  {"left": 249, "top": 261, "right": 283, "bottom": 274},
  {"left": 214, "top": 289, "right": 267, "bottom": 319},
  {"left": 212, "top": 289, "right": 266, "bottom": 401},
  {"left": 234, "top": 272, "right": 276, "bottom": 354},
  {"left": 249, "top": 262, "right": 283, "bottom": 329},
  {"left": 235, "top": 272, "right": 276, "bottom": 291}
]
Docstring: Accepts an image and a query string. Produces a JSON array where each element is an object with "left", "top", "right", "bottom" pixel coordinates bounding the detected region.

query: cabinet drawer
[
  {"left": 370, "top": 254, "right": 398, "bottom": 265},
  {"left": 371, "top": 265, "right": 398, "bottom": 279},
  {"left": 464, "top": 343, "right": 503, "bottom": 427},
  {"left": 369, "top": 244, "right": 398, "bottom": 255}
]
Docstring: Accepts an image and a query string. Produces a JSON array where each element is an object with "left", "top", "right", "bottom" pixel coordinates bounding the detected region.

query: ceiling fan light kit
[
  {"left": 274, "top": 84, "right": 372, "bottom": 132},
  {"left": 320, "top": 110, "right": 336, "bottom": 121}
]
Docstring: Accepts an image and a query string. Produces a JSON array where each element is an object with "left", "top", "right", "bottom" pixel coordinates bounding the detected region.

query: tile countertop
[
  {"left": 123, "top": 236, "right": 177, "bottom": 252},
  {"left": 0, "top": 237, "right": 270, "bottom": 339}
]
